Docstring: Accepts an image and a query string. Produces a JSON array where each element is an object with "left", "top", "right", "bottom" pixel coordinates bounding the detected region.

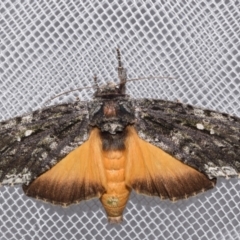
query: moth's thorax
[
  {"left": 88, "top": 97, "right": 135, "bottom": 135},
  {"left": 100, "top": 130, "right": 127, "bottom": 151},
  {"left": 103, "top": 101, "right": 117, "bottom": 118}
]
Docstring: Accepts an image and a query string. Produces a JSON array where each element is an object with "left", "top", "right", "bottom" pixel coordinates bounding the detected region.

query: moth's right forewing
[{"left": 133, "top": 99, "right": 240, "bottom": 179}]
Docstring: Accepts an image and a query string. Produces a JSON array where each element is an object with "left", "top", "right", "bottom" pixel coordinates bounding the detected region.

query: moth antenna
[
  {"left": 116, "top": 48, "right": 175, "bottom": 89},
  {"left": 126, "top": 76, "right": 176, "bottom": 83},
  {"left": 116, "top": 48, "right": 127, "bottom": 94},
  {"left": 93, "top": 75, "right": 99, "bottom": 89},
  {"left": 43, "top": 85, "right": 96, "bottom": 106},
  {"left": 112, "top": 76, "right": 175, "bottom": 90},
  {"left": 117, "top": 47, "right": 122, "bottom": 68}
]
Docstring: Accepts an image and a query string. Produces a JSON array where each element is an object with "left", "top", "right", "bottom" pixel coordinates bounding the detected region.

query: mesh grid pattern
[{"left": 1, "top": 1, "right": 240, "bottom": 239}]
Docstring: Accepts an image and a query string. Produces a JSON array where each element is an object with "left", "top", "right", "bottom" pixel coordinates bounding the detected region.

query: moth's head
[{"left": 94, "top": 82, "right": 126, "bottom": 98}]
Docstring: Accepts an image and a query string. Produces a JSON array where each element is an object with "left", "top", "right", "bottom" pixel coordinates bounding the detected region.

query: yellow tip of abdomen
[{"left": 108, "top": 216, "right": 123, "bottom": 224}]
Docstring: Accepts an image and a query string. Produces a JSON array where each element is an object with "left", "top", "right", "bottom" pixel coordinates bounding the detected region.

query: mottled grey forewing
[
  {"left": 133, "top": 99, "right": 240, "bottom": 179},
  {"left": 0, "top": 102, "right": 89, "bottom": 185}
]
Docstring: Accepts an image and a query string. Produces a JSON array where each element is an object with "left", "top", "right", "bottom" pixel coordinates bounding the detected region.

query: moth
[{"left": 0, "top": 49, "right": 239, "bottom": 223}]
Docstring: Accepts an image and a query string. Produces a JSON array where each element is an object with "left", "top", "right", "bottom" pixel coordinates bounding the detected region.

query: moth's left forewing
[
  {"left": 133, "top": 99, "right": 240, "bottom": 179},
  {"left": 0, "top": 102, "right": 90, "bottom": 186}
]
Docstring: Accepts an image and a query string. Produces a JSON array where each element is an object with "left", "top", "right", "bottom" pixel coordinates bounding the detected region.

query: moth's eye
[
  {"left": 186, "top": 104, "right": 194, "bottom": 110},
  {"left": 16, "top": 117, "right": 22, "bottom": 123}
]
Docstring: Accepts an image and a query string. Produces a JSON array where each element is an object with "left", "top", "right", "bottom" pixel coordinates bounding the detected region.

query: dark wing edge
[
  {"left": 22, "top": 128, "right": 107, "bottom": 206},
  {"left": 133, "top": 99, "right": 240, "bottom": 179},
  {"left": 0, "top": 102, "right": 89, "bottom": 186},
  {"left": 125, "top": 126, "right": 216, "bottom": 202}
]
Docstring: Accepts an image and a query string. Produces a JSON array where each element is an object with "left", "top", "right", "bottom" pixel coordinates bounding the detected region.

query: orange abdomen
[{"left": 100, "top": 150, "right": 130, "bottom": 223}]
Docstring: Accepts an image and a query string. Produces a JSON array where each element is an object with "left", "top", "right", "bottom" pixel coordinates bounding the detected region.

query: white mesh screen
[{"left": 1, "top": 1, "right": 240, "bottom": 239}]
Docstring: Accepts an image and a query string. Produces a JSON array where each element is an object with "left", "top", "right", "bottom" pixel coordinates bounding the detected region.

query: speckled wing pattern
[
  {"left": 0, "top": 102, "right": 89, "bottom": 186},
  {"left": 134, "top": 99, "right": 240, "bottom": 179}
]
